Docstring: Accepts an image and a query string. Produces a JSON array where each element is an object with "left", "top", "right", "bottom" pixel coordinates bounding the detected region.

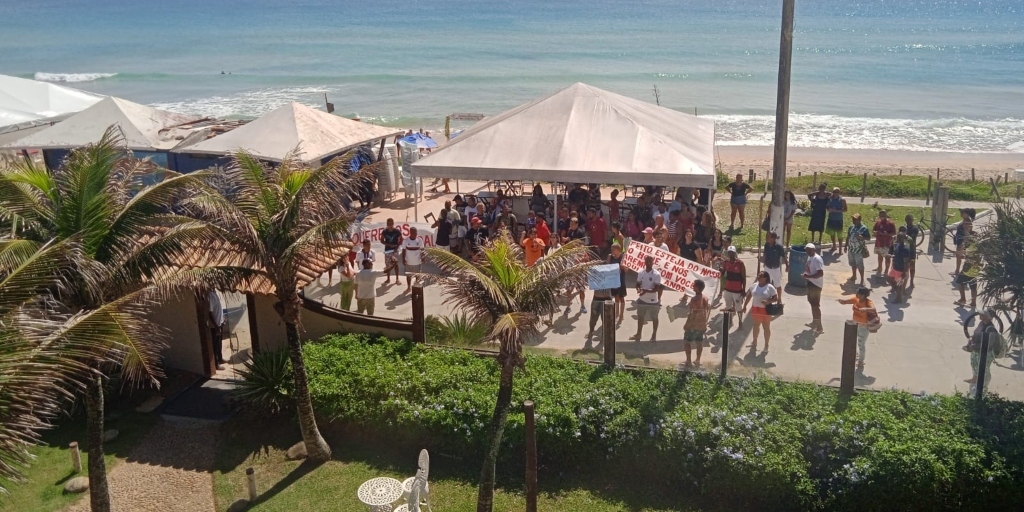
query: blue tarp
[{"left": 400, "top": 132, "right": 437, "bottom": 149}]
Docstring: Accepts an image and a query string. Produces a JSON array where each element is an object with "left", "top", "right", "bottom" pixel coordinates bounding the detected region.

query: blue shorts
[{"left": 731, "top": 195, "right": 747, "bottom": 206}]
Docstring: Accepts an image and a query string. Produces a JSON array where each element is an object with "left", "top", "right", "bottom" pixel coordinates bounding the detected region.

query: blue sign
[{"left": 589, "top": 264, "right": 621, "bottom": 290}]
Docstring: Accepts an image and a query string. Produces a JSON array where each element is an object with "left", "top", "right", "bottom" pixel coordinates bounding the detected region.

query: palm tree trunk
[
  {"left": 284, "top": 321, "right": 332, "bottom": 461},
  {"left": 476, "top": 361, "right": 515, "bottom": 512},
  {"left": 86, "top": 376, "right": 110, "bottom": 512}
]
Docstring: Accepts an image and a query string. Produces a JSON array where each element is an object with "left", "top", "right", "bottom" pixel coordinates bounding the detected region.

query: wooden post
[
  {"left": 899, "top": 169, "right": 903, "bottom": 176},
  {"left": 840, "top": 321, "right": 858, "bottom": 398},
  {"left": 989, "top": 177, "right": 1002, "bottom": 201},
  {"left": 797, "top": 171, "right": 801, "bottom": 177},
  {"left": 70, "top": 442, "right": 82, "bottom": 473},
  {"left": 975, "top": 333, "right": 991, "bottom": 404},
  {"left": 1005, "top": 172, "right": 1010, "bottom": 185},
  {"left": 971, "top": 168, "right": 975, "bottom": 182},
  {"left": 936, "top": 167, "right": 941, "bottom": 181},
  {"left": 813, "top": 171, "right": 818, "bottom": 188},
  {"left": 602, "top": 301, "right": 616, "bottom": 366},
  {"left": 748, "top": 168, "right": 755, "bottom": 184},
  {"left": 720, "top": 313, "right": 730, "bottom": 380},
  {"left": 932, "top": 187, "right": 950, "bottom": 253},
  {"left": 1016, "top": 184, "right": 1021, "bottom": 200},
  {"left": 925, "top": 175, "right": 932, "bottom": 205},
  {"left": 524, "top": 400, "right": 538, "bottom": 512},
  {"left": 246, "top": 467, "right": 258, "bottom": 501},
  {"left": 861, "top": 172, "right": 868, "bottom": 202},
  {"left": 411, "top": 283, "right": 425, "bottom": 343}
]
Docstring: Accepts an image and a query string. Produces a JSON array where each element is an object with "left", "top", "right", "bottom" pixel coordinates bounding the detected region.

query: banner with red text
[
  {"left": 623, "top": 240, "right": 721, "bottom": 298},
  {"left": 349, "top": 221, "right": 437, "bottom": 253}
]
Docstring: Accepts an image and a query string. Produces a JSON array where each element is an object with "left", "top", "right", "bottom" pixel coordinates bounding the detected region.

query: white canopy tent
[
  {"left": 176, "top": 102, "right": 402, "bottom": 164},
  {"left": 0, "top": 74, "right": 103, "bottom": 133},
  {"left": 3, "top": 96, "right": 202, "bottom": 151},
  {"left": 411, "top": 82, "right": 716, "bottom": 188}
]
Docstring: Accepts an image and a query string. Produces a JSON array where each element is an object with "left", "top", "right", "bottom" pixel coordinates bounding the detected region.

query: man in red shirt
[
  {"left": 719, "top": 246, "right": 747, "bottom": 329},
  {"left": 535, "top": 214, "right": 552, "bottom": 249},
  {"left": 872, "top": 210, "right": 897, "bottom": 275},
  {"left": 586, "top": 209, "right": 607, "bottom": 257}
]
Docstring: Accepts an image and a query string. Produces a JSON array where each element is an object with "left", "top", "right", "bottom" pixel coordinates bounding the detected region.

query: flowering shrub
[{"left": 302, "top": 334, "right": 1023, "bottom": 511}]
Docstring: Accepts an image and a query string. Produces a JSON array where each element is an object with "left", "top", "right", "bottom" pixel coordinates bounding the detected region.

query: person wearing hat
[
  {"left": 872, "top": 210, "right": 897, "bottom": 275},
  {"left": 801, "top": 243, "right": 825, "bottom": 333},
  {"left": 825, "top": 187, "right": 848, "bottom": 253},
  {"left": 844, "top": 213, "right": 871, "bottom": 285},
  {"left": 720, "top": 246, "right": 747, "bottom": 328},
  {"left": 837, "top": 287, "right": 876, "bottom": 371},
  {"left": 465, "top": 217, "right": 487, "bottom": 262},
  {"left": 953, "top": 208, "right": 975, "bottom": 275},
  {"left": 964, "top": 308, "right": 1000, "bottom": 392}
]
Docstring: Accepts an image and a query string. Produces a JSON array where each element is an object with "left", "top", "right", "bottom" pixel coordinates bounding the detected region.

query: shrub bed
[{"left": 303, "top": 334, "right": 1023, "bottom": 511}]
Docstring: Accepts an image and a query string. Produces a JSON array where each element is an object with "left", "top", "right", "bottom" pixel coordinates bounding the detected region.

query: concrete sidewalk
[{"left": 306, "top": 180, "right": 1024, "bottom": 400}]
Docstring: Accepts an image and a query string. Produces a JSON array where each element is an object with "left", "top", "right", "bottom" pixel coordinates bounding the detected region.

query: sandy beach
[{"left": 718, "top": 146, "right": 1024, "bottom": 181}]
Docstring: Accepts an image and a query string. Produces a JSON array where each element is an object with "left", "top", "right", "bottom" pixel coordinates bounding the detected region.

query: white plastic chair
[{"left": 398, "top": 449, "right": 432, "bottom": 512}]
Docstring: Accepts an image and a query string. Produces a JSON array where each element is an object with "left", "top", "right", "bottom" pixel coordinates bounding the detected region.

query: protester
[
  {"left": 802, "top": 243, "right": 825, "bottom": 333},
  {"left": 609, "top": 221, "right": 625, "bottom": 253},
  {"left": 465, "top": 217, "right": 487, "bottom": 261},
  {"left": 525, "top": 209, "right": 537, "bottom": 230},
  {"left": 497, "top": 204, "right": 518, "bottom": 239},
  {"left": 726, "top": 173, "right": 752, "bottom": 230},
  {"left": 432, "top": 207, "right": 454, "bottom": 252},
  {"left": 666, "top": 210, "right": 682, "bottom": 253},
  {"left": 607, "top": 188, "right": 621, "bottom": 222},
  {"left": 336, "top": 257, "right": 356, "bottom": 311},
  {"left": 354, "top": 259, "right": 379, "bottom": 315},
  {"left": 631, "top": 255, "right": 663, "bottom": 342},
  {"left": 608, "top": 242, "right": 627, "bottom": 324},
  {"left": 356, "top": 239, "right": 376, "bottom": 268},
  {"left": 720, "top": 246, "right": 747, "bottom": 328},
  {"left": 586, "top": 209, "right": 608, "bottom": 258},
  {"left": 641, "top": 226, "right": 655, "bottom": 244},
  {"left": 888, "top": 228, "right": 913, "bottom": 302},
  {"left": 586, "top": 287, "right": 613, "bottom": 344},
  {"left": 964, "top": 308, "right": 999, "bottom": 392},
  {"left": 838, "top": 286, "right": 876, "bottom": 371},
  {"left": 872, "top": 210, "right": 897, "bottom": 275},
  {"left": 954, "top": 249, "right": 979, "bottom": 308},
  {"left": 381, "top": 218, "right": 403, "bottom": 284},
  {"left": 761, "top": 231, "right": 787, "bottom": 303},
  {"left": 825, "top": 187, "right": 848, "bottom": 253},
  {"left": 844, "top": 213, "right": 870, "bottom": 285},
  {"left": 742, "top": 270, "right": 779, "bottom": 351},
  {"left": 808, "top": 184, "right": 830, "bottom": 245},
  {"left": 706, "top": 228, "right": 726, "bottom": 266},
  {"left": 695, "top": 211, "right": 716, "bottom": 248},
  {"left": 783, "top": 190, "right": 798, "bottom": 246},
  {"left": 464, "top": 196, "right": 480, "bottom": 226},
  {"left": 904, "top": 214, "right": 920, "bottom": 286},
  {"left": 567, "top": 183, "right": 589, "bottom": 208},
  {"left": 521, "top": 227, "right": 546, "bottom": 267},
  {"left": 529, "top": 184, "right": 550, "bottom": 215},
  {"left": 401, "top": 226, "right": 424, "bottom": 293},
  {"left": 622, "top": 210, "right": 643, "bottom": 240},
  {"left": 683, "top": 279, "right": 711, "bottom": 367},
  {"left": 953, "top": 208, "right": 975, "bottom": 275},
  {"left": 536, "top": 214, "right": 552, "bottom": 248},
  {"left": 678, "top": 229, "right": 703, "bottom": 263},
  {"left": 564, "top": 217, "right": 587, "bottom": 245},
  {"left": 651, "top": 231, "right": 671, "bottom": 252}
]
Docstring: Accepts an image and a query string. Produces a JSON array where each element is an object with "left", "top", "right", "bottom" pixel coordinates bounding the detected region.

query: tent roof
[
  {"left": 176, "top": 102, "right": 403, "bottom": 163},
  {"left": 412, "top": 82, "right": 717, "bottom": 188},
  {"left": 0, "top": 74, "right": 103, "bottom": 132},
  {"left": 2, "top": 96, "right": 202, "bottom": 151}
]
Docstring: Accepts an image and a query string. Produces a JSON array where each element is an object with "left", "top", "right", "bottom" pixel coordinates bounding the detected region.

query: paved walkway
[
  {"left": 67, "top": 419, "right": 217, "bottom": 512},
  {"left": 304, "top": 181, "right": 1023, "bottom": 400}
]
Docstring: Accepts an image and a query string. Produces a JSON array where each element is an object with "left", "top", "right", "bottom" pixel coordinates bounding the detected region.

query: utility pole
[{"left": 770, "top": 0, "right": 796, "bottom": 244}]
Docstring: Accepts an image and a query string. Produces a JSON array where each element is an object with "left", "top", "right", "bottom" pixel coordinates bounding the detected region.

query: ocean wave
[
  {"left": 709, "top": 114, "right": 1024, "bottom": 153},
  {"left": 34, "top": 72, "right": 118, "bottom": 83},
  {"left": 150, "top": 86, "right": 332, "bottom": 119}
]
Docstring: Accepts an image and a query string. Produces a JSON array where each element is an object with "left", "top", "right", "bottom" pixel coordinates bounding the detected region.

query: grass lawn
[
  {"left": 213, "top": 417, "right": 687, "bottom": 512},
  {"left": 720, "top": 200, "right": 928, "bottom": 252},
  {"left": 1, "top": 411, "right": 158, "bottom": 512},
  {"left": 732, "top": 172, "right": 1015, "bottom": 202}
]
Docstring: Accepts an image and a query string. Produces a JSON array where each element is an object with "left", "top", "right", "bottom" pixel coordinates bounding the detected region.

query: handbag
[
  {"left": 765, "top": 302, "right": 784, "bottom": 316},
  {"left": 866, "top": 310, "right": 882, "bottom": 333},
  {"left": 761, "top": 215, "right": 771, "bottom": 232},
  {"left": 860, "top": 245, "right": 870, "bottom": 258}
]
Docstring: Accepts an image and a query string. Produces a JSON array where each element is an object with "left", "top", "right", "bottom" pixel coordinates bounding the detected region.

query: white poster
[{"left": 623, "top": 240, "right": 721, "bottom": 298}]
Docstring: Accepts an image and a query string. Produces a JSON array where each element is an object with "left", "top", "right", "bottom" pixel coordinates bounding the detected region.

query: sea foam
[{"left": 34, "top": 72, "right": 118, "bottom": 83}]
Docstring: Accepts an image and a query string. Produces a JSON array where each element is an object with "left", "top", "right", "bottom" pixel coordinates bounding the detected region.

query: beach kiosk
[{"left": 410, "top": 82, "right": 717, "bottom": 220}]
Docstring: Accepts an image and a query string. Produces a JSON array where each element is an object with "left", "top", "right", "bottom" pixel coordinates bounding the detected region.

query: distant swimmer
[{"left": 221, "top": 70, "right": 225, "bottom": 74}]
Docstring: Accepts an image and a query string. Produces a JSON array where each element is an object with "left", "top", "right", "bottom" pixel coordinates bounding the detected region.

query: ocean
[{"left": 1, "top": 0, "right": 1021, "bottom": 152}]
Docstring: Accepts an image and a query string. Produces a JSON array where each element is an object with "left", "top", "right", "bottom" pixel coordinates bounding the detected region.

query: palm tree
[
  {"left": 974, "top": 202, "right": 1024, "bottom": 312},
  {"left": 184, "top": 151, "right": 373, "bottom": 461},
  {"left": 0, "top": 128, "right": 223, "bottom": 510},
  {"left": 424, "top": 233, "right": 596, "bottom": 512}
]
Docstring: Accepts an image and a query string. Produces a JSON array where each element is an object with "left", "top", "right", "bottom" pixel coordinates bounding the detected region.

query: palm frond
[{"left": 975, "top": 202, "right": 1024, "bottom": 312}]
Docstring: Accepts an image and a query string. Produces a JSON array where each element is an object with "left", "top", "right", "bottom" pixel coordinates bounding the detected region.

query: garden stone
[
  {"left": 226, "top": 499, "right": 250, "bottom": 512},
  {"left": 103, "top": 429, "right": 119, "bottom": 442},
  {"left": 285, "top": 441, "right": 307, "bottom": 460},
  {"left": 64, "top": 476, "right": 90, "bottom": 493}
]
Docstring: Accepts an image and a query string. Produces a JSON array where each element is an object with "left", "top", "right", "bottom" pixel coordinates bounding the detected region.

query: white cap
[
  {"left": 726, "top": 245, "right": 737, "bottom": 253},
  {"left": 804, "top": 243, "right": 816, "bottom": 250}
]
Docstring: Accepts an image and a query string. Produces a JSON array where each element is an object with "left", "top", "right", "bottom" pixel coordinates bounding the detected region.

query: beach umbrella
[{"left": 400, "top": 132, "right": 438, "bottom": 149}]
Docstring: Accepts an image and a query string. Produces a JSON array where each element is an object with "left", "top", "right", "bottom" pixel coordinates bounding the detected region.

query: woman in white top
[{"left": 742, "top": 271, "right": 779, "bottom": 351}]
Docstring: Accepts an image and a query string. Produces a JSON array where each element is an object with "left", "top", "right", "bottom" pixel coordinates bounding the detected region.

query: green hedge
[{"left": 303, "top": 334, "right": 1023, "bottom": 511}]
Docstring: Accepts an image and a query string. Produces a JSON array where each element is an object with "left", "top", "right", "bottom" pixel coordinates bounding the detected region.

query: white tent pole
[{"left": 553, "top": 182, "right": 559, "bottom": 239}]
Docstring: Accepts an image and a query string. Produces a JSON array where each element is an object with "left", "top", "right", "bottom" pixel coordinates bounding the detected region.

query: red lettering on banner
[{"left": 623, "top": 240, "right": 721, "bottom": 297}]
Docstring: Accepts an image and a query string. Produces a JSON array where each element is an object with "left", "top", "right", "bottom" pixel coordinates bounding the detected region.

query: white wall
[{"left": 149, "top": 293, "right": 205, "bottom": 375}]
